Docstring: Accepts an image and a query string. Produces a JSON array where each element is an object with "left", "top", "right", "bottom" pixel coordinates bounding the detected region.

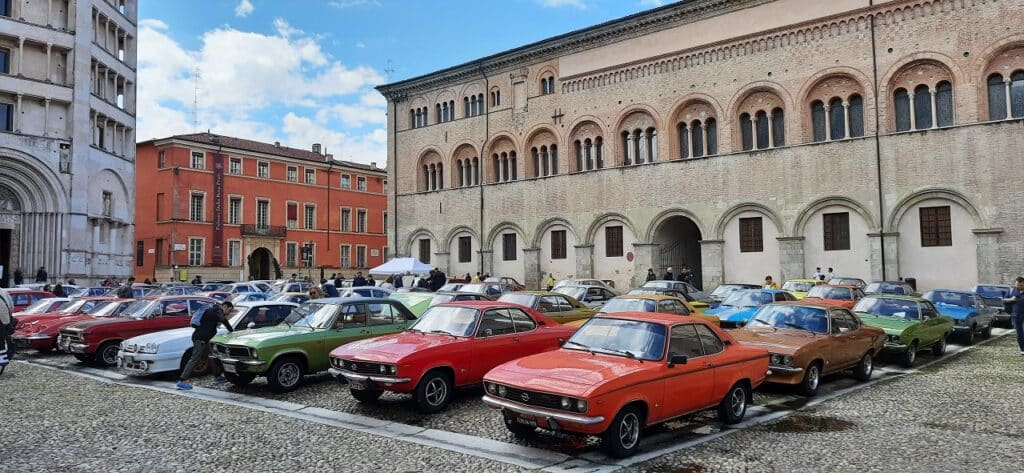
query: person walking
[
  {"left": 1, "top": 288, "right": 16, "bottom": 360},
  {"left": 662, "top": 267, "right": 674, "bottom": 281},
  {"left": 825, "top": 267, "right": 835, "bottom": 281},
  {"left": 811, "top": 267, "right": 823, "bottom": 280},
  {"left": 12, "top": 268, "right": 23, "bottom": 286},
  {"left": 646, "top": 268, "right": 656, "bottom": 282},
  {"left": 116, "top": 278, "right": 135, "bottom": 299},
  {"left": 35, "top": 267, "right": 47, "bottom": 283},
  {"left": 1004, "top": 277, "right": 1024, "bottom": 355},
  {"left": 764, "top": 275, "right": 779, "bottom": 289},
  {"left": 381, "top": 276, "right": 396, "bottom": 291},
  {"left": 546, "top": 273, "right": 556, "bottom": 291},
  {"left": 393, "top": 273, "right": 404, "bottom": 289},
  {"left": 52, "top": 283, "right": 66, "bottom": 297},
  {"left": 176, "top": 301, "right": 234, "bottom": 390}
]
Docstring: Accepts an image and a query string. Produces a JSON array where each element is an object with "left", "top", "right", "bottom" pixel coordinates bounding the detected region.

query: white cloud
[
  {"left": 234, "top": 0, "right": 254, "bottom": 18},
  {"left": 136, "top": 18, "right": 387, "bottom": 165},
  {"left": 537, "top": 0, "right": 587, "bottom": 9},
  {"left": 355, "top": 41, "right": 366, "bottom": 48},
  {"left": 639, "top": 0, "right": 665, "bottom": 7},
  {"left": 329, "top": 0, "right": 381, "bottom": 8}
]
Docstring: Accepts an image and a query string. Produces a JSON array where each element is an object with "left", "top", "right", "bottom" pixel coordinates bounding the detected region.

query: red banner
[{"left": 212, "top": 152, "right": 225, "bottom": 266}]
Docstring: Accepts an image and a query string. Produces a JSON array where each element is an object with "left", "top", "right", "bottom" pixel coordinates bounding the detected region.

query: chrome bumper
[
  {"left": 215, "top": 355, "right": 265, "bottom": 367},
  {"left": 329, "top": 367, "right": 411, "bottom": 384},
  {"left": 482, "top": 394, "right": 605, "bottom": 426},
  {"left": 15, "top": 334, "right": 52, "bottom": 340},
  {"left": 884, "top": 342, "right": 908, "bottom": 350},
  {"left": 768, "top": 364, "right": 803, "bottom": 374}
]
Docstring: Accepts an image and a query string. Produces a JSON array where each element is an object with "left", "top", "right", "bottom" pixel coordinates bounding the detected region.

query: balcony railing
[{"left": 241, "top": 224, "right": 287, "bottom": 238}]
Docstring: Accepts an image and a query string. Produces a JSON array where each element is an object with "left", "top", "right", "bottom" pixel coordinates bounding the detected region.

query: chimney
[
  {"left": 370, "top": 162, "right": 377, "bottom": 168},
  {"left": 325, "top": 153, "right": 334, "bottom": 161},
  {"left": 312, "top": 143, "right": 321, "bottom": 154},
  {"left": 274, "top": 141, "right": 281, "bottom": 147}
]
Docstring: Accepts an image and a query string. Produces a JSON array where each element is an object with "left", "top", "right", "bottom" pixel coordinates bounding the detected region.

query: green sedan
[
  {"left": 852, "top": 295, "right": 954, "bottom": 368},
  {"left": 211, "top": 297, "right": 415, "bottom": 392},
  {"left": 497, "top": 291, "right": 597, "bottom": 324}
]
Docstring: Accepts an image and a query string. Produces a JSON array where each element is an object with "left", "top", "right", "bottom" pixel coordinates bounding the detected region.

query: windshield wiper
[
  {"left": 592, "top": 347, "right": 636, "bottom": 359},
  {"left": 428, "top": 329, "right": 455, "bottom": 337},
  {"left": 407, "top": 327, "right": 424, "bottom": 334},
  {"left": 753, "top": 317, "right": 772, "bottom": 326},
  {"left": 563, "top": 340, "right": 591, "bottom": 352},
  {"left": 783, "top": 322, "right": 808, "bottom": 331}
]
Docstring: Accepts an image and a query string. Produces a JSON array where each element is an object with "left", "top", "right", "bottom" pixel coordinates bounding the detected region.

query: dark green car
[
  {"left": 211, "top": 297, "right": 415, "bottom": 392},
  {"left": 852, "top": 295, "right": 954, "bottom": 368}
]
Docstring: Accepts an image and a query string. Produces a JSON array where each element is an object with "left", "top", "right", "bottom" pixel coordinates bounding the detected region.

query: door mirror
[
  {"left": 246, "top": 322, "right": 256, "bottom": 329},
  {"left": 483, "top": 328, "right": 493, "bottom": 337},
  {"left": 558, "top": 337, "right": 566, "bottom": 347},
  {"left": 667, "top": 352, "right": 688, "bottom": 368}
]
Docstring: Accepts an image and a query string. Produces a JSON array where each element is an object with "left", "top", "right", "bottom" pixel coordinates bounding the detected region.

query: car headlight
[
  {"left": 250, "top": 349, "right": 258, "bottom": 358},
  {"left": 485, "top": 382, "right": 498, "bottom": 394},
  {"left": 497, "top": 384, "right": 507, "bottom": 397},
  {"left": 576, "top": 399, "right": 587, "bottom": 413},
  {"left": 561, "top": 397, "right": 572, "bottom": 409},
  {"left": 389, "top": 365, "right": 397, "bottom": 375},
  {"left": 769, "top": 354, "right": 793, "bottom": 366},
  {"left": 140, "top": 343, "right": 159, "bottom": 354}
]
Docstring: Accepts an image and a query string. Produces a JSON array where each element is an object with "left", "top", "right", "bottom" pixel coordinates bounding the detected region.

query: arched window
[
  {"left": 1013, "top": 71, "right": 1024, "bottom": 118},
  {"left": 988, "top": 74, "right": 1008, "bottom": 120},
  {"left": 457, "top": 160, "right": 464, "bottom": 187},
  {"left": 621, "top": 131, "right": 632, "bottom": 165},
  {"left": 913, "top": 84, "right": 933, "bottom": 129},
  {"left": 706, "top": 118, "right": 718, "bottom": 155},
  {"left": 740, "top": 113, "right": 753, "bottom": 151},
  {"left": 437, "top": 163, "right": 443, "bottom": 189},
  {"left": 550, "top": 145, "right": 558, "bottom": 175},
  {"left": 410, "top": 109, "right": 416, "bottom": 128},
  {"left": 829, "top": 98, "right": 846, "bottom": 140},
  {"left": 690, "top": 120, "right": 704, "bottom": 157},
  {"left": 575, "top": 140, "right": 583, "bottom": 171},
  {"left": 771, "top": 108, "right": 785, "bottom": 146},
  {"left": 532, "top": 147, "right": 540, "bottom": 177},
  {"left": 471, "top": 158, "right": 479, "bottom": 185},
  {"left": 464, "top": 97, "right": 470, "bottom": 118},
  {"left": 677, "top": 123, "right": 689, "bottom": 159},
  {"left": 848, "top": 94, "right": 864, "bottom": 137},
  {"left": 435, "top": 104, "right": 441, "bottom": 123},
  {"left": 811, "top": 100, "right": 826, "bottom": 142},
  {"left": 492, "top": 154, "right": 500, "bottom": 182},
  {"left": 595, "top": 137, "right": 604, "bottom": 169},
  {"left": 422, "top": 165, "right": 429, "bottom": 190},
  {"left": 755, "top": 111, "right": 769, "bottom": 149},
  {"left": 894, "top": 88, "right": 911, "bottom": 131},
  {"left": 935, "top": 81, "right": 953, "bottom": 127}
]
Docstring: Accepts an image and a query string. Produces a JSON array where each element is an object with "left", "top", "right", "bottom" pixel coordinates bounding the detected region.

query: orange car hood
[
  {"left": 487, "top": 349, "right": 648, "bottom": 395},
  {"left": 330, "top": 331, "right": 463, "bottom": 362},
  {"left": 730, "top": 327, "right": 824, "bottom": 355},
  {"left": 802, "top": 297, "right": 855, "bottom": 308}
]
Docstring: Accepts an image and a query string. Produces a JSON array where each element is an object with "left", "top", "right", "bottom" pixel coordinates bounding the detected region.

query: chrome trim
[
  {"left": 216, "top": 355, "right": 264, "bottom": 367},
  {"left": 767, "top": 364, "right": 803, "bottom": 374},
  {"left": 67, "top": 343, "right": 88, "bottom": 353},
  {"left": 482, "top": 394, "right": 604, "bottom": 425},
  {"left": 333, "top": 368, "right": 411, "bottom": 384},
  {"left": 15, "top": 334, "right": 52, "bottom": 340},
  {"left": 883, "top": 342, "right": 908, "bottom": 349}
]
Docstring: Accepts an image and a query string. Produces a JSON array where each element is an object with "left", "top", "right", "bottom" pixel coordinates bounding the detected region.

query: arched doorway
[
  {"left": 653, "top": 216, "right": 703, "bottom": 289},
  {"left": 249, "top": 247, "right": 272, "bottom": 280},
  {"left": 0, "top": 185, "right": 21, "bottom": 288}
]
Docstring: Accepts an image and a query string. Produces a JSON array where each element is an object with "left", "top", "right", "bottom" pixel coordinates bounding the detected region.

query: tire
[
  {"left": 717, "top": 382, "right": 748, "bottom": 424},
  {"left": 414, "top": 370, "right": 453, "bottom": 413},
  {"left": 178, "top": 349, "right": 210, "bottom": 377},
  {"left": 853, "top": 352, "right": 873, "bottom": 381},
  {"left": 73, "top": 354, "right": 95, "bottom": 363},
  {"left": 502, "top": 412, "right": 537, "bottom": 438},
  {"left": 602, "top": 404, "right": 644, "bottom": 459},
  {"left": 797, "top": 362, "right": 822, "bottom": 397},
  {"left": 930, "top": 336, "right": 947, "bottom": 356},
  {"left": 96, "top": 341, "right": 121, "bottom": 367},
  {"left": 267, "top": 357, "right": 305, "bottom": 393},
  {"left": 350, "top": 387, "right": 383, "bottom": 403},
  {"left": 899, "top": 342, "right": 918, "bottom": 368},
  {"left": 962, "top": 327, "right": 975, "bottom": 345},
  {"left": 224, "top": 372, "right": 256, "bottom": 387},
  {"left": 981, "top": 324, "right": 992, "bottom": 340}
]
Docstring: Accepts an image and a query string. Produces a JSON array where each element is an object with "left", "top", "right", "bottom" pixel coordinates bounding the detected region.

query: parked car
[
  {"left": 203, "top": 291, "right": 233, "bottom": 301},
  {"left": 708, "top": 284, "right": 761, "bottom": 307},
  {"left": 972, "top": 284, "right": 1013, "bottom": 324},
  {"left": 498, "top": 291, "right": 597, "bottom": 324},
  {"left": 852, "top": 295, "right": 954, "bottom": 367},
  {"left": 437, "top": 282, "right": 465, "bottom": 292},
  {"left": 553, "top": 285, "right": 618, "bottom": 309},
  {"left": 864, "top": 281, "right": 916, "bottom": 296},
  {"left": 391, "top": 291, "right": 489, "bottom": 317},
  {"left": 459, "top": 282, "right": 516, "bottom": 299},
  {"left": 827, "top": 277, "right": 867, "bottom": 289},
  {"left": 730, "top": 302, "right": 884, "bottom": 396},
  {"left": 482, "top": 312, "right": 769, "bottom": 458},
  {"left": 210, "top": 297, "right": 416, "bottom": 392},
  {"left": 12, "top": 299, "right": 134, "bottom": 353},
  {"left": 13, "top": 297, "right": 70, "bottom": 317},
  {"left": 341, "top": 286, "right": 394, "bottom": 298},
  {"left": 117, "top": 301, "right": 299, "bottom": 376},
  {"left": 270, "top": 281, "right": 312, "bottom": 294},
  {"left": 802, "top": 285, "right": 865, "bottom": 309},
  {"left": 198, "top": 283, "right": 231, "bottom": 292},
  {"left": 270, "top": 292, "right": 310, "bottom": 305},
  {"left": 584, "top": 294, "right": 719, "bottom": 327},
  {"left": 704, "top": 289, "right": 796, "bottom": 328},
  {"left": 781, "top": 279, "right": 826, "bottom": 299},
  {"left": 228, "top": 292, "right": 272, "bottom": 305},
  {"left": 155, "top": 286, "right": 201, "bottom": 296},
  {"left": 330, "top": 301, "right": 576, "bottom": 412},
  {"left": 641, "top": 280, "right": 711, "bottom": 303},
  {"left": 14, "top": 297, "right": 114, "bottom": 326},
  {"left": 553, "top": 279, "right": 619, "bottom": 295},
  {"left": 484, "top": 277, "right": 526, "bottom": 291},
  {"left": 626, "top": 288, "right": 711, "bottom": 313},
  {"left": 57, "top": 296, "right": 218, "bottom": 366},
  {"left": 67, "top": 287, "right": 112, "bottom": 299},
  {"left": 922, "top": 289, "right": 997, "bottom": 344},
  {"left": 6, "top": 289, "right": 56, "bottom": 312}
]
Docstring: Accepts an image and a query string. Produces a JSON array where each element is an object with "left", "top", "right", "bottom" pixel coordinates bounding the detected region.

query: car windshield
[
  {"left": 120, "top": 300, "right": 155, "bottom": 319},
  {"left": 498, "top": 294, "right": 536, "bottom": 307},
  {"left": 429, "top": 294, "right": 456, "bottom": 305},
  {"left": 408, "top": 306, "right": 479, "bottom": 337},
  {"left": 59, "top": 299, "right": 91, "bottom": 314},
  {"left": 975, "top": 286, "right": 1010, "bottom": 298},
  {"left": 829, "top": 278, "right": 860, "bottom": 286},
  {"left": 553, "top": 286, "right": 586, "bottom": 300},
  {"left": 782, "top": 281, "right": 814, "bottom": 292},
  {"left": 459, "top": 283, "right": 488, "bottom": 294},
  {"left": 565, "top": 318, "right": 666, "bottom": 361},
  {"left": 865, "top": 283, "right": 905, "bottom": 294},
  {"left": 748, "top": 305, "right": 829, "bottom": 334},
  {"left": 19, "top": 299, "right": 58, "bottom": 314},
  {"left": 807, "top": 286, "right": 852, "bottom": 300},
  {"left": 628, "top": 289, "right": 665, "bottom": 296},
  {"left": 227, "top": 308, "right": 248, "bottom": 326},
  {"left": 711, "top": 286, "right": 742, "bottom": 297},
  {"left": 87, "top": 301, "right": 129, "bottom": 317},
  {"left": 923, "top": 291, "right": 974, "bottom": 308},
  {"left": 285, "top": 303, "right": 338, "bottom": 329},
  {"left": 853, "top": 297, "right": 919, "bottom": 319},
  {"left": 722, "top": 290, "right": 772, "bottom": 308},
  {"left": 598, "top": 298, "right": 656, "bottom": 314}
]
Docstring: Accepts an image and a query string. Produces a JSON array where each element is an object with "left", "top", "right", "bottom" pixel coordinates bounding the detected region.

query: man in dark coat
[
  {"left": 13, "top": 268, "right": 23, "bottom": 286},
  {"left": 430, "top": 268, "right": 446, "bottom": 291},
  {"left": 352, "top": 272, "right": 367, "bottom": 287},
  {"left": 35, "top": 267, "right": 47, "bottom": 283},
  {"left": 116, "top": 277, "right": 135, "bottom": 299},
  {"left": 662, "top": 267, "right": 674, "bottom": 281},
  {"left": 177, "top": 301, "right": 234, "bottom": 390}
]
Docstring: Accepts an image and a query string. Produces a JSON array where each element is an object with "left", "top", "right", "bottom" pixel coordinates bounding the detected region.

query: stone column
[
  {"left": 776, "top": 237, "right": 805, "bottom": 282},
  {"left": 701, "top": 123, "right": 708, "bottom": 157},
  {"left": 843, "top": 102, "right": 851, "bottom": 138},
  {"left": 573, "top": 244, "right": 594, "bottom": 279},
  {"left": 433, "top": 251, "right": 450, "bottom": 274},
  {"left": 522, "top": 247, "right": 541, "bottom": 290},
  {"left": 973, "top": 228, "right": 1003, "bottom": 284},
  {"left": 929, "top": 89, "right": 938, "bottom": 129},
  {"left": 699, "top": 240, "right": 725, "bottom": 289},
  {"left": 14, "top": 94, "right": 21, "bottom": 132},
  {"left": 824, "top": 105, "right": 832, "bottom": 141},
  {"left": 1005, "top": 79, "right": 1013, "bottom": 120},
  {"left": 908, "top": 92, "right": 917, "bottom": 130},
  {"left": 624, "top": 134, "right": 633, "bottom": 164},
  {"left": 767, "top": 112, "right": 775, "bottom": 148},
  {"left": 16, "top": 37, "right": 24, "bottom": 76},
  {"left": 477, "top": 249, "right": 493, "bottom": 277},
  {"left": 631, "top": 243, "right": 659, "bottom": 288},
  {"left": 868, "top": 232, "right": 900, "bottom": 281},
  {"left": 43, "top": 99, "right": 50, "bottom": 135},
  {"left": 45, "top": 43, "right": 52, "bottom": 81}
]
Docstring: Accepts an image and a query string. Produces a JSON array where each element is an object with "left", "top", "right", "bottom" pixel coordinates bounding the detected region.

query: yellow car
[
  {"left": 564, "top": 294, "right": 719, "bottom": 328},
  {"left": 781, "top": 278, "right": 827, "bottom": 299},
  {"left": 497, "top": 291, "right": 597, "bottom": 324}
]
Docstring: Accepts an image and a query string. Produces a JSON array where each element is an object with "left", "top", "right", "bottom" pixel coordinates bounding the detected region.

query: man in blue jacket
[
  {"left": 177, "top": 301, "right": 234, "bottom": 390},
  {"left": 1005, "top": 277, "right": 1024, "bottom": 355}
]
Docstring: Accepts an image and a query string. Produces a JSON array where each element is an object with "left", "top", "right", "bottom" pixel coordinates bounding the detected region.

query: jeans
[
  {"left": 180, "top": 339, "right": 220, "bottom": 381},
  {"left": 1014, "top": 313, "right": 1024, "bottom": 352}
]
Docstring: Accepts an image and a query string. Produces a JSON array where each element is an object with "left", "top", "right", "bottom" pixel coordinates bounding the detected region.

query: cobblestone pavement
[{"left": 1, "top": 332, "right": 1021, "bottom": 472}]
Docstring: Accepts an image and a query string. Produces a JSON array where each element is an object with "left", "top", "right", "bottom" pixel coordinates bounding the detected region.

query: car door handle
[{"left": 704, "top": 362, "right": 714, "bottom": 368}]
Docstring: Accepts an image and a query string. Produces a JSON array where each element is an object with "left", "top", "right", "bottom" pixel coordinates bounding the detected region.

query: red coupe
[
  {"left": 12, "top": 299, "right": 134, "bottom": 352},
  {"left": 482, "top": 313, "right": 770, "bottom": 457},
  {"left": 7, "top": 289, "right": 56, "bottom": 312},
  {"left": 329, "top": 301, "right": 577, "bottom": 413},
  {"left": 15, "top": 297, "right": 114, "bottom": 326}
]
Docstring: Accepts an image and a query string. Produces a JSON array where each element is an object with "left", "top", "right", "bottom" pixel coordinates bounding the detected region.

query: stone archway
[
  {"left": 652, "top": 216, "right": 703, "bottom": 289},
  {"left": 0, "top": 185, "right": 22, "bottom": 287},
  {"left": 249, "top": 247, "right": 273, "bottom": 280}
]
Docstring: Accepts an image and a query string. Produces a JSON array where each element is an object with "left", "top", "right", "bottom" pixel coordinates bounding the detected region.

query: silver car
[
  {"left": 641, "top": 280, "right": 711, "bottom": 304},
  {"left": 553, "top": 284, "right": 617, "bottom": 309}
]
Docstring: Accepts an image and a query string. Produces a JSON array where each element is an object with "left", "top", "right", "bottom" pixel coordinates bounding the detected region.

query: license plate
[
  {"left": 349, "top": 379, "right": 367, "bottom": 390},
  {"left": 14, "top": 339, "right": 30, "bottom": 348},
  {"left": 222, "top": 363, "right": 237, "bottom": 374},
  {"left": 515, "top": 416, "right": 538, "bottom": 427}
]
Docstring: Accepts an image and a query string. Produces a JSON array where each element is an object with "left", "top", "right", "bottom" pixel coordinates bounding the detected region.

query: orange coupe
[{"left": 801, "top": 285, "right": 865, "bottom": 309}]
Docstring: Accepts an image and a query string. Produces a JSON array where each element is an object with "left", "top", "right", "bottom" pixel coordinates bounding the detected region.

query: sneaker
[
  {"left": 176, "top": 381, "right": 193, "bottom": 390},
  {"left": 212, "top": 376, "right": 228, "bottom": 384},
  {"left": 1019, "top": 351, "right": 1024, "bottom": 356}
]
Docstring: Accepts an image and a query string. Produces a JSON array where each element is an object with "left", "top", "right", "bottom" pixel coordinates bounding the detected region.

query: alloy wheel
[
  {"left": 425, "top": 378, "right": 448, "bottom": 406},
  {"left": 807, "top": 365, "right": 820, "bottom": 391},
  {"left": 730, "top": 387, "right": 746, "bottom": 417},
  {"left": 278, "top": 362, "right": 301, "bottom": 387},
  {"left": 102, "top": 345, "right": 119, "bottom": 365},
  {"left": 619, "top": 412, "right": 640, "bottom": 450}
]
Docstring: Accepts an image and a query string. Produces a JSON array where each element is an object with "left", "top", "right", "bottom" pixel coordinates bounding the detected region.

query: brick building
[
  {"left": 378, "top": 0, "right": 1024, "bottom": 291},
  {"left": 134, "top": 133, "right": 387, "bottom": 282}
]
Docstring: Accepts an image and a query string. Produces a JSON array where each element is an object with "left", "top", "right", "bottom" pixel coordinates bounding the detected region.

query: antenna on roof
[
  {"left": 192, "top": 66, "right": 202, "bottom": 132},
  {"left": 384, "top": 59, "right": 395, "bottom": 82}
]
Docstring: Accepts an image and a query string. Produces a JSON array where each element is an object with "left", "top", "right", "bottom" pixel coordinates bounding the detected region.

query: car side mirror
[
  {"left": 668, "top": 352, "right": 687, "bottom": 368},
  {"left": 723, "top": 339, "right": 733, "bottom": 346},
  {"left": 558, "top": 338, "right": 566, "bottom": 347},
  {"left": 247, "top": 322, "right": 256, "bottom": 329},
  {"left": 483, "top": 328, "right": 493, "bottom": 337}
]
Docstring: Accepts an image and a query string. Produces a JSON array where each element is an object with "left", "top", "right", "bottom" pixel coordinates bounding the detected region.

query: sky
[{"left": 137, "top": 0, "right": 672, "bottom": 165}]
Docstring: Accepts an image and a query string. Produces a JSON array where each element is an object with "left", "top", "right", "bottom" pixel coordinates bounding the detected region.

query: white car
[
  {"left": 340, "top": 286, "right": 393, "bottom": 298},
  {"left": 116, "top": 301, "right": 298, "bottom": 375}
]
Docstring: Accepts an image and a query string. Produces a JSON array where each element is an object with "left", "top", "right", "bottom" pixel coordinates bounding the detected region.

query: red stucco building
[{"left": 134, "top": 133, "right": 387, "bottom": 282}]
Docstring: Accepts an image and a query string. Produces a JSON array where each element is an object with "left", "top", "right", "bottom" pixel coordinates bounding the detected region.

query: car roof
[
  {"left": 434, "top": 300, "right": 523, "bottom": 310},
  {"left": 309, "top": 296, "right": 392, "bottom": 304},
  {"left": 645, "top": 280, "right": 683, "bottom": 284},
  {"left": 868, "top": 280, "right": 908, "bottom": 285},
  {"left": 814, "top": 284, "right": 857, "bottom": 289},
  {"left": 830, "top": 276, "right": 864, "bottom": 280},
  {"left": 862, "top": 293, "right": 923, "bottom": 302},
  {"left": 235, "top": 300, "right": 299, "bottom": 308},
  {"left": 929, "top": 289, "right": 973, "bottom": 295},
  {"left": 595, "top": 311, "right": 707, "bottom": 326},
  {"left": 773, "top": 300, "right": 849, "bottom": 310},
  {"left": 786, "top": 278, "right": 822, "bottom": 283},
  {"left": 558, "top": 284, "right": 606, "bottom": 289},
  {"left": 616, "top": 294, "right": 676, "bottom": 301}
]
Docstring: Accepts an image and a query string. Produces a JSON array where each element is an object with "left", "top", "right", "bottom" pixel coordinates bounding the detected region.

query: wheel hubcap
[
  {"left": 279, "top": 363, "right": 300, "bottom": 386},
  {"left": 808, "top": 367, "right": 819, "bottom": 390},
  {"left": 619, "top": 413, "right": 640, "bottom": 449},
  {"left": 103, "top": 346, "right": 118, "bottom": 364},
  {"left": 730, "top": 388, "right": 745, "bottom": 416},
  {"left": 863, "top": 355, "right": 872, "bottom": 374},
  {"left": 425, "top": 378, "right": 447, "bottom": 406},
  {"left": 908, "top": 349, "right": 916, "bottom": 363}
]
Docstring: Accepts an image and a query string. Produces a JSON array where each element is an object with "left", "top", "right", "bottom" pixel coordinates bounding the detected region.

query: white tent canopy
[{"left": 368, "top": 257, "right": 433, "bottom": 275}]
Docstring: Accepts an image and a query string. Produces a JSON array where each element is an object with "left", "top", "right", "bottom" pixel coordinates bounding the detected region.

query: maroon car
[
  {"left": 15, "top": 297, "right": 114, "bottom": 326},
  {"left": 57, "top": 296, "right": 218, "bottom": 366},
  {"left": 7, "top": 289, "right": 56, "bottom": 312},
  {"left": 13, "top": 299, "right": 134, "bottom": 353}
]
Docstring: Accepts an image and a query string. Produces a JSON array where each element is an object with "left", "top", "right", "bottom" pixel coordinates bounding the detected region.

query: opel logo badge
[{"left": 521, "top": 392, "right": 530, "bottom": 402}]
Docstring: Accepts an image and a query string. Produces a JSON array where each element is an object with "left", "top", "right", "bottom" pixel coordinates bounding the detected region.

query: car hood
[
  {"left": 18, "top": 315, "right": 93, "bottom": 334},
  {"left": 64, "top": 316, "right": 142, "bottom": 332},
  {"left": 704, "top": 305, "right": 758, "bottom": 322},
  {"left": 125, "top": 326, "right": 196, "bottom": 346},
  {"left": 13, "top": 312, "right": 67, "bottom": 325},
  {"left": 330, "top": 331, "right": 463, "bottom": 361},
  {"left": 856, "top": 313, "right": 917, "bottom": 335},
  {"left": 804, "top": 297, "right": 854, "bottom": 307},
  {"left": 212, "top": 324, "right": 315, "bottom": 346},
  {"left": 487, "top": 349, "right": 648, "bottom": 394},
  {"left": 730, "top": 327, "right": 822, "bottom": 354},
  {"left": 932, "top": 303, "right": 973, "bottom": 320}
]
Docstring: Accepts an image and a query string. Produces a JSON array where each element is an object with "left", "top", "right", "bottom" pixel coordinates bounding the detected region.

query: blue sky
[{"left": 137, "top": 0, "right": 669, "bottom": 165}]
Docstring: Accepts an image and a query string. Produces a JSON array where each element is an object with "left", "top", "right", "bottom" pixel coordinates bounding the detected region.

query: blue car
[
  {"left": 704, "top": 289, "right": 797, "bottom": 328},
  {"left": 923, "top": 289, "right": 996, "bottom": 344},
  {"left": 228, "top": 292, "right": 272, "bottom": 305}
]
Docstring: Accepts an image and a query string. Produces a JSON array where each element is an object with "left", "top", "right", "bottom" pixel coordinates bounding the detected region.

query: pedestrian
[
  {"left": 67, "top": 278, "right": 76, "bottom": 286},
  {"left": 176, "top": 301, "right": 234, "bottom": 390},
  {"left": 393, "top": 273, "right": 404, "bottom": 289},
  {"left": 811, "top": 267, "right": 823, "bottom": 280},
  {"left": 143, "top": 278, "right": 151, "bottom": 285},
  {"left": 101, "top": 278, "right": 112, "bottom": 287},
  {"left": 1, "top": 288, "right": 16, "bottom": 360},
  {"left": 646, "top": 268, "right": 656, "bottom": 282},
  {"left": 352, "top": 272, "right": 367, "bottom": 287},
  {"left": 308, "top": 286, "right": 325, "bottom": 300},
  {"left": 35, "top": 266, "right": 47, "bottom": 283},
  {"left": 330, "top": 273, "right": 337, "bottom": 281},
  {"left": 472, "top": 272, "right": 481, "bottom": 283},
  {"left": 1004, "top": 276, "right": 1024, "bottom": 355},
  {"left": 482, "top": 273, "right": 491, "bottom": 280},
  {"left": 764, "top": 275, "right": 779, "bottom": 289},
  {"left": 430, "top": 268, "right": 446, "bottom": 291},
  {"left": 546, "top": 273, "right": 556, "bottom": 291},
  {"left": 679, "top": 265, "right": 696, "bottom": 286},
  {"left": 367, "top": 274, "right": 376, "bottom": 287},
  {"left": 52, "top": 282, "right": 66, "bottom": 297},
  {"left": 417, "top": 275, "right": 430, "bottom": 289},
  {"left": 289, "top": 273, "right": 298, "bottom": 282},
  {"left": 322, "top": 280, "right": 339, "bottom": 297},
  {"left": 662, "top": 267, "right": 674, "bottom": 281},
  {"left": 42, "top": 284, "right": 51, "bottom": 293},
  {"left": 381, "top": 276, "right": 396, "bottom": 291},
  {"left": 826, "top": 267, "right": 835, "bottom": 281},
  {"left": 334, "top": 274, "right": 343, "bottom": 288},
  {"left": 12, "top": 268, "right": 23, "bottom": 286},
  {"left": 464, "top": 273, "right": 471, "bottom": 283},
  {"left": 116, "top": 277, "right": 135, "bottom": 299}
]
